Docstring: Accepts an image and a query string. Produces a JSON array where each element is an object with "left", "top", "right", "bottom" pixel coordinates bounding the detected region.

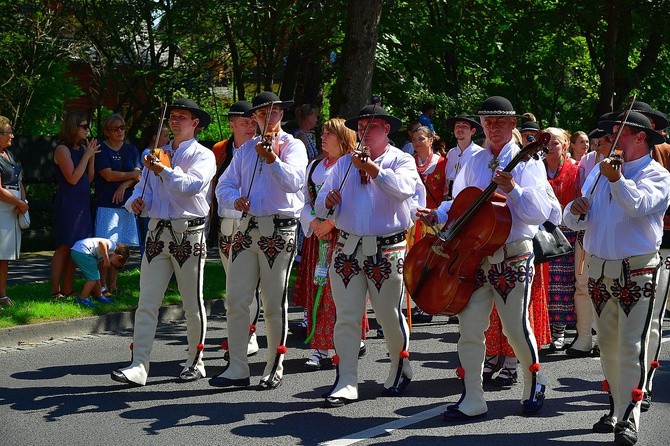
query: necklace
[
  {"left": 323, "top": 157, "right": 337, "bottom": 167},
  {"left": 416, "top": 152, "right": 433, "bottom": 174}
]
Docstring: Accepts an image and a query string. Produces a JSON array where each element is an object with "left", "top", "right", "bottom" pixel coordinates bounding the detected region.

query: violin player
[
  {"left": 111, "top": 98, "right": 216, "bottom": 386},
  {"left": 314, "top": 105, "right": 425, "bottom": 408},
  {"left": 210, "top": 91, "right": 307, "bottom": 390},
  {"left": 564, "top": 111, "right": 670, "bottom": 445},
  {"left": 212, "top": 101, "right": 262, "bottom": 360},
  {"left": 418, "top": 96, "right": 552, "bottom": 420}
]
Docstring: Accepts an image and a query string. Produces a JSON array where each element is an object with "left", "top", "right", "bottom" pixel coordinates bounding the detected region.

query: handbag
[
  {"left": 18, "top": 209, "right": 30, "bottom": 229},
  {"left": 532, "top": 220, "right": 573, "bottom": 264}
]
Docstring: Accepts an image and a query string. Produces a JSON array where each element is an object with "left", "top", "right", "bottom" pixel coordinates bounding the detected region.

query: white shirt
[
  {"left": 125, "top": 138, "right": 216, "bottom": 220},
  {"left": 218, "top": 141, "right": 244, "bottom": 219},
  {"left": 577, "top": 150, "right": 606, "bottom": 191},
  {"left": 72, "top": 237, "right": 115, "bottom": 260},
  {"left": 563, "top": 155, "right": 670, "bottom": 260},
  {"left": 300, "top": 159, "right": 336, "bottom": 237},
  {"left": 445, "top": 141, "right": 485, "bottom": 181},
  {"left": 217, "top": 130, "right": 307, "bottom": 218},
  {"left": 315, "top": 145, "right": 425, "bottom": 236},
  {"left": 435, "top": 139, "right": 552, "bottom": 243}
]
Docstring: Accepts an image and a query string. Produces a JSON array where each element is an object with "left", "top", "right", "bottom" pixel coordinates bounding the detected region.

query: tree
[
  {"left": 0, "top": 1, "right": 81, "bottom": 135},
  {"left": 329, "top": 0, "right": 383, "bottom": 118}
]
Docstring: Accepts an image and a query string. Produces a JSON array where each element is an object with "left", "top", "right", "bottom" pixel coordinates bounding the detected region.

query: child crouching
[{"left": 70, "top": 237, "right": 130, "bottom": 307}]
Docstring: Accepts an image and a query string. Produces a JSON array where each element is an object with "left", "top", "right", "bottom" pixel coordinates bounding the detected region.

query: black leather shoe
[
  {"left": 640, "top": 392, "right": 651, "bottom": 412},
  {"left": 382, "top": 374, "right": 411, "bottom": 396},
  {"left": 178, "top": 366, "right": 203, "bottom": 382},
  {"left": 591, "top": 344, "right": 601, "bottom": 357},
  {"left": 208, "top": 375, "right": 251, "bottom": 388},
  {"left": 411, "top": 312, "right": 433, "bottom": 323},
  {"left": 258, "top": 377, "right": 282, "bottom": 390},
  {"left": 614, "top": 420, "right": 638, "bottom": 446},
  {"left": 521, "top": 386, "right": 545, "bottom": 416},
  {"left": 110, "top": 370, "right": 142, "bottom": 386},
  {"left": 358, "top": 344, "right": 367, "bottom": 358},
  {"left": 288, "top": 321, "right": 307, "bottom": 336},
  {"left": 592, "top": 414, "right": 615, "bottom": 433},
  {"left": 324, "top": 396, "right": 355, "bottom": 408},
  {"left": 443, "top": 408, "right": 487, "bottom": 422},
  {"left": 565, "top": 346, "right": 592, "bottom": 358}
]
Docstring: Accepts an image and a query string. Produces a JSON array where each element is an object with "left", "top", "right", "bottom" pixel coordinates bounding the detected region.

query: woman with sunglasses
[
  {"left": 93, "top": 113, "right": 141, "bottom": 298},
  {"left": 50, "top": 111, "right": 99, "bottom": 304}
]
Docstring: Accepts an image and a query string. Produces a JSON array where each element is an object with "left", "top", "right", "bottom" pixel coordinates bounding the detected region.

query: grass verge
[{"left": 0, "top": 262, "right": 227, "bottom": 329}]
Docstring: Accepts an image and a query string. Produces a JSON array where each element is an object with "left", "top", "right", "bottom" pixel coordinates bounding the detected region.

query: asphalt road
[{"left": 1, "top": 312, "right": 669, "bottom": 446}]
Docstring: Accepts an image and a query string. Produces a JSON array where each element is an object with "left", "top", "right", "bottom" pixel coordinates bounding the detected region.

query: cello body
[{"left": 403, "top": 186, "right": 512, "bottom": 315}]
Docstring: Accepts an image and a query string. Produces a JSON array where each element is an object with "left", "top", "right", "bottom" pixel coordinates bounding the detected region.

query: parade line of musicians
[{"left": 104, "top": 91, "right": 670, "bottom": 446}]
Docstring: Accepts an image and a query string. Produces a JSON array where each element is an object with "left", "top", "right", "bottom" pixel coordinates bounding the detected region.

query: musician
[
  {"left": 563, "top": 111, "right": 669, "bottom": 445},
  {"left": 635, "top": 102, "right": 670, "bottom": 413},
  {"left": 419, "top": 96, "right": 551, "bottom": 420},
  {"left": 209, "top": 91, "right": 307, "bottom": 390},
  {"left": 314, "top": 105, "right": 425, "bottom": 407},
  {"left": 444, "top": 114, "right": 484, "bottom": 200},
  {"left": 213, "top": 101, "right": 261, "bottom": 359},
  {"left": 111, "top": 98, "right": 216, "bottom": 386}
]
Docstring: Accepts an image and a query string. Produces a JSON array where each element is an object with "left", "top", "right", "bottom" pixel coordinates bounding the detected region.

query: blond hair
[{"left": 322, "top": 118, "right": 356, "bottom": 156}]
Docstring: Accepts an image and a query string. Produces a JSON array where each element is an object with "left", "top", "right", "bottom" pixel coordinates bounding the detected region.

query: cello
[{"left": 403, "top": 131, "right": 551, "bottom": 315}]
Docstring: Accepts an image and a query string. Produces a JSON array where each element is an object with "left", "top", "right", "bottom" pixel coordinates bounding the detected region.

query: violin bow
[
  {"left": 241, "top": 101, "right": 274, "bottom": 218},
  {"left": 326, "top": 107, "right": 378, "bottom": 217},
  {"left": 139, "top": 102, "right": 167, "bottom": 205},
  {"left": 578, "top": 94, "right": 637, "bottom": 221}
]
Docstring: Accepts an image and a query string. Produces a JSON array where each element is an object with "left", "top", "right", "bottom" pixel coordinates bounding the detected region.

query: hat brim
[
  {"left": 445, "top": 117, "right": 483, "bottom": 134},
  {"left": 344, "top": 114, "right": 402, "bottom": 133},
  {"left": 247, "top": 100, "right": 294, "bottom": 115},
  {"left": 165, "top": 105, "right": 211, "bottom": 128},
  {"left": 476, "top": 111, "right": 522, "bottom": 118},
  {"left": 601, "top": 121, "right": 665, "bottom": 146}
]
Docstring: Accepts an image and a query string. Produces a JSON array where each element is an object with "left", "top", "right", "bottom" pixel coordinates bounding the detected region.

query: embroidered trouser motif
[
  {"left": 126, "top": 222, "right": 208, "bottom": 381},
  {"left": 327, "top": 238, "right": 411, "bottom": 400},
  {"left": 456, "top": 240, "right": 545, "bottom": 416},
  {"left": 588, "top": 253, "right": 659, "bottom": 429},
  {"left": 222, "top": 225, "right": 296, "bottom": 382}
]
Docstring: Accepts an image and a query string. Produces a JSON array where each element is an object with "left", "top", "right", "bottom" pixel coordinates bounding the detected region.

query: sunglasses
[
  {"left": 108, "top": 125, "right": 125, "bottom": 132},
  {"left": 79, "top": 123, "right": 90, "bottom": 130}
]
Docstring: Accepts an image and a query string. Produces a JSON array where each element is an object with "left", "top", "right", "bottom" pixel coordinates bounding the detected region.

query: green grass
[{"left": 0, "top": 262, "right": 227, "bottom": 329}]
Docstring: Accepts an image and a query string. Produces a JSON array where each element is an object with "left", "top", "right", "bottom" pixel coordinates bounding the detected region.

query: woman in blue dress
[
  {"left": 50, "top": 111, "right": 99, "bottom": 300},
  {"left": 94, "top": 114, "right": 141, "bottom": 295}
]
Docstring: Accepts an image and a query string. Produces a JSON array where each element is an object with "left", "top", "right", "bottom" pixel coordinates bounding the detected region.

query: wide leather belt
[
  {"left": 247, "top": 217, "right": 298, "bottom": 230},
  {"left": 339, "top": 230, "right": 406, "bottom": 247},
  {"left": 158, "top": 217, "right": 206, "bottom": 229},
  {"left": 2, "top": 185, "right": 19, "bottom": 191}
]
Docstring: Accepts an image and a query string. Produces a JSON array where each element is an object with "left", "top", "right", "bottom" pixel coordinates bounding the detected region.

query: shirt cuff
[
  {"left": 507, "top": 184, "right": 523, "bottom": 201},
  {"left": 158, "top": 166, "right": 174, "bottom": 181}
]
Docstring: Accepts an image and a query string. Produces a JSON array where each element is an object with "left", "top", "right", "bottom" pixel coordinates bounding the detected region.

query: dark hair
[
  {"left": 114, "top": 243, "right": 131, "bottom": 263},
  {"left": 422, "top": 103, "right": 435, "bottom": 113}
]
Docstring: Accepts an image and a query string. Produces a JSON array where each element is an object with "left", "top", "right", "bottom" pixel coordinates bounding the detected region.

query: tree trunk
[
  {"left": 224, "top": 13, "right": 245, "bottom": 101},
  {"left": 330, "top": 0, "right": 383, "bottom": 118}
]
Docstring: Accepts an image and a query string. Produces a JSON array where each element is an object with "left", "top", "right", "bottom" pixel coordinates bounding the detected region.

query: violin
[
  {"left": 403, "top": 131, "right": 551, "bottom": 315},
  {"left": 355, "top": 145, "right": 371, "bottom": 184},
  {"left": 259, "top": 130, "right": 278, "bottom": 154}
]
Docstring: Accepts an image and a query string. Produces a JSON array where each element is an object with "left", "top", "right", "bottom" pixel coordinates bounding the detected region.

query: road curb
[{"left": 0, "top": 299, "right": 227, "bottom": 348}]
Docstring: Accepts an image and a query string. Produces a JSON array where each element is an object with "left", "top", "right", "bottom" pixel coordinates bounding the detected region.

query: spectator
[
  {"left": 50, "top": 111, "right": 99, "bottom": 300},
  {"left": 294, "top": 104, "right": 321, "bottom": 161},
  {"left": 569, "top": 130, "right": 590, "bottom": 163},
  {"left": 419, "top": 102, "right": 435, "bottom": 131},
  {"left": 400, "top": 121, "right": 420, "bottom": 155}
]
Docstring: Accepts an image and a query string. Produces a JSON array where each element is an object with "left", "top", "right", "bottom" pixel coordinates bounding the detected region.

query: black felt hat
[
  {"left": 476, "top": 96, "right": 519, "bottom": 117},
  {"left": 344, "top": 105, "right": 402, "bottom": 133},
  {"left": 166, "top": 98, "right": 211, "bottom": 128},
  {"left": 588, "top": 128, "right": 606, "bottom": 139},
  {"left": 248, "top": 91, "right": 294, "bottom": 114},
  {"left": 519, "top": 121, "right": 541, "bottom": 133},
  {"left": 445, "top": 114, "right": 483, "bottom": 134},
  {"left": 228, "top": 101, "right": 253, "bottom": 118},
  {"left": 630, "top": 100, "right": 669, "bottom": 130},
  {"left": 601, "top": 111, "right": 665, "bottom": 146}
]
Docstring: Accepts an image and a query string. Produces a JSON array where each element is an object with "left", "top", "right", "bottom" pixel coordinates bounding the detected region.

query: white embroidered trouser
[
  {"left": 588, "top": 252, "right": 659, "bottom": 430},
  {"left": 119, "top": 219, "right": 207, "bottom": 385},
  {"left": 455, "top": 239, "right": 546, "bottom": 416},
  {"left": 646, "top": 249, "right": 669, "bottom": 394},
  {"left": 221, "top": 220, "right": 296, "bottom": 382},
  {"left": 327, "top": 234, "right": 411, "bottom": 401},
  {"left": 573, "top": 234, "right": 594, "bottom": 351}
]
